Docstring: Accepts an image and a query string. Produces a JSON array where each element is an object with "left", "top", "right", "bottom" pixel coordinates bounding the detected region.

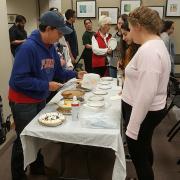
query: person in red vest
[{"left": 92, "top": 15, "right": 112, "bottom": 77}]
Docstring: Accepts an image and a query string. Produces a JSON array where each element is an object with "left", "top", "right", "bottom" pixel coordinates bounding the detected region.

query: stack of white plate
[{"left": 87, "top": 95, "right": 105, "bottom": 107}]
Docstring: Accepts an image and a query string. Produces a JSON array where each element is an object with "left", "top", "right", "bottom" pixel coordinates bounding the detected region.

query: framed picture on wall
[
  {"left": 148, "top": 6, "right": 164, "bottom": 19},
  {"left": 98, "top": 7, "right": 119, "bottom": 24},
  {"left": 76, "top": 0, "right": 96, "bottom": 18},
  {"left": 120, "top": 0, "right": 141, "bottom": 15},
  {"left": 7, "top": 14, "right": 17, "bottom": 24},
  {"left": 166, "top": 0, "right": 180, "bottom": 17}
]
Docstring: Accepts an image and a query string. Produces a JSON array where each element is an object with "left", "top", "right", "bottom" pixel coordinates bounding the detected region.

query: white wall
[
  {"left": 38, "top": 0, "right": 62, "bottom": 15},
  {"left": 6, "top": 0, "right": 39, "bottom": 35},
  {"left": 0, "top": 0, "right": 13, "bottom": 118},
  {"left": 49, "top": 0, "right": 61, "bottom": 11}
]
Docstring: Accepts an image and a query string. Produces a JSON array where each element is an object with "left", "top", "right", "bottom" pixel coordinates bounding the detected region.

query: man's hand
[
  {"left": 60, "top": 57, "right": 66, "bottom": 67},
  {"left": 49, "top": 81, "right": 63, "bottom": 91},
  {"left": 77, "top": 71, "right": 87, "bottom": 79}
]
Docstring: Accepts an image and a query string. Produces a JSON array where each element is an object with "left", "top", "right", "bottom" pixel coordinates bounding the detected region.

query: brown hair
[
  {"left": 115, "top": 14, "right": 128, "bottom": 31},
  {"left": 161, "top": 20, "right": 174, "bottom": 33},
  {"left": 65, "top": 9, "right": 76, "bottom": 20},
  {"left": 128, "top": 6, "right": 162, "bottom": 34}
]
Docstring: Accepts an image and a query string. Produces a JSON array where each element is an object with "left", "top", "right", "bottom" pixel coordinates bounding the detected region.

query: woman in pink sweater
[{"left": 121, "top": 6, "right": 171, "bottom": 180}]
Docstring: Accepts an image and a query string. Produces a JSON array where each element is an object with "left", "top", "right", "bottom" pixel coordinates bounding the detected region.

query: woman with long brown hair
[{"left": 118, "top": 20, "right": 140, "bottom": 73}]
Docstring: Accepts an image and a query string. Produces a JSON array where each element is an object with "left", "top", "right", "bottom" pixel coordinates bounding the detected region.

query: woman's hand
[
  {"left": 107, "top": 48, "right": 112, "bottom": 55},
  {"left": 117, "top": 60, "right": 124, "bottom": 70}
]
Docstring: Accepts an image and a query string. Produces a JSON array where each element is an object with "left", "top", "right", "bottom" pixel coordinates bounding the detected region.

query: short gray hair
[{"left": 98, "top": 15, "right": 112, "bottom": 27}]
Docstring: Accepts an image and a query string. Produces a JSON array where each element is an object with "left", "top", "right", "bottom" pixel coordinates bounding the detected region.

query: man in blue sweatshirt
[{"left": 8, "top": 11, "right": 85, "bottom": 180}]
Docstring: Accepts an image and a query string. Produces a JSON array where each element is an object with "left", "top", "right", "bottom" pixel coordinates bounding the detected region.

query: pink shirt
[{"left": 122, "top": 39, "right": 171, "bottom": 140}]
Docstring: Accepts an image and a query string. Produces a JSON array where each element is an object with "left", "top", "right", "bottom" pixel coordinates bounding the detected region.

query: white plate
[
  {"left": 93, "top": 90, "right": 108, "bottom": 95},
  {"left": 110, "top": 95, "right": 122, "bottom": 101},
  {"left": 88, "top": 95, "right": 104, "bottom": 101},
  {"left": 38, "top": 112, "right": 65, "bottom": 127},
  {"left": 108, "top": 38, "right": 117, "bottom": 50},
  {"left": 87, "top": 101, "right": 105, "bottom": 107},
  {"left": 98, "top": 85, "right": 112, "bottom": 90},
  {"left": 101, "top": 77, "right": 113, "bottom": 81},
  {"left": 99, "top": 81, "right": 110, "bottom": 85}
]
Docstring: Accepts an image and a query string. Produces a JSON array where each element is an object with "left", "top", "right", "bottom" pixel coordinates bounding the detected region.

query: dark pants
[
  {"left": 92, "top": 66, "right": 107, "bottom": 77},
  {"left": 9, "top": 101, "right": 46, "bottom": 180},
  {"left": 109, "top": 66, "right": 117, "bottom": 78},
  {"left": 122, "top": 100, "right": 166, "bottom": 180},
  {"left": 83, "top": 49, "right": 93, "bottom": 73}
]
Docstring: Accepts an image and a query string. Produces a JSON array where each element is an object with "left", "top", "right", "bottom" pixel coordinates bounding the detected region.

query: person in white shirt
[
  {"left": 49, "top": 7, "right": 73, "bottom": 69},
  {"left": 121, "top": 6, "right": 171, "bottom": 180},
  {"left": 57, "top": 36, "right": 73, "bottom": 69}
]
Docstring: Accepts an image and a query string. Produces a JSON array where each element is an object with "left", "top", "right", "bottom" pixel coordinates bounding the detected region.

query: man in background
[
  {"left": 64, "top": 9, "right": 79, "bottom": 64},
  {"left": 9, "top": 15, "right": 27, "bottom": 57},
  {"left": 82, "top": 19, "right": 95, "bottom": 73}
]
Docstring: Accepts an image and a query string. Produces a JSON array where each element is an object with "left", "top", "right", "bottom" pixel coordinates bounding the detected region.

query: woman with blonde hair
[
  {"left": 92, "top": 15, "right": 112, "bottom": 76},
  {"left": 121, "top": 6, "right": 171, "bottom": 180}
]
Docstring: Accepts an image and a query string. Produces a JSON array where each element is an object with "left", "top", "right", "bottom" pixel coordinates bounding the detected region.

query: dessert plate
[
  {"left": 88, "top": 95, "right": 104, "bottom": 101},
  {"left": 101, "top": 77, "right": 113, "bottom": 81},
  {"left": 110, "top": 95, "right": 122, "bottom": 101},
  {"left": 98, "top": 85, "right": 112, "bottom": 90},
  {"left": 99, "top": 81, "right": 110, "bottom": 85},
  {"left": 87, "top": 101, "right": 105, "bottom": 107},
  {"left": 93, "top": 90, "right": 108, "bottom": 95},
  {"left": 38, "top": 112, "right": 65, "bottom": 127}
]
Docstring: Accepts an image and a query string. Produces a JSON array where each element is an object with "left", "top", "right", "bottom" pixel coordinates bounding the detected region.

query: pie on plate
[
  {"left": 61, "top": 90, "right": 85, "bottom": 99},
  {"left": 38, "top": 112, "right": 65, "bottom": 127}
]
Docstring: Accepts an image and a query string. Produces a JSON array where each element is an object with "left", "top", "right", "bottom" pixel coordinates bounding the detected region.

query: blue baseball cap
[{"left": 40, "top": 11, "right": 72, "bottom": 35}]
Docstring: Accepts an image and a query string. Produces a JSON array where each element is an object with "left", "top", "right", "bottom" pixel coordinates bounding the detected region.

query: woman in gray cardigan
[{"left": 160, "top": 20, "right": 175, "bottom": 75}]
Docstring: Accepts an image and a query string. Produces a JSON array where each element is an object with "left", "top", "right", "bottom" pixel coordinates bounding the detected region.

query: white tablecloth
[{"left": 20, "top": 78, "right": 126, "bottom": 180}]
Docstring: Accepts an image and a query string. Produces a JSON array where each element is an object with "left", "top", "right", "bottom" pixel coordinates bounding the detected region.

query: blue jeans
[
  {"left": 9, "top": 101, "right": 45, "bottom": 180},
  {"left": 109, "top": 66, "right": 117, "bottom": 78}
]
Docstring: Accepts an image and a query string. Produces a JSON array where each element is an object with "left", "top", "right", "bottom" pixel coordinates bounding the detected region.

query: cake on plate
[{"left": 57, "top": 99, "right": 72, "bottom": 114}]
